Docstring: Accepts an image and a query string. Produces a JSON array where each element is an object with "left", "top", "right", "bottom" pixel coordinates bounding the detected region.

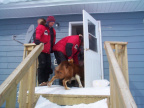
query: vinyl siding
[{"left": 0, "top": 11, "right": 144, "bottom": 108}]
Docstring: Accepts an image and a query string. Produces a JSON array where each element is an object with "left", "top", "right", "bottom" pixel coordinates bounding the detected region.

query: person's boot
[
  {"left": 39, "top": 82, "right": 47, "bottom": 86},
  {"left": 59, "top": 79, "right": 63, "bottom": 86}
]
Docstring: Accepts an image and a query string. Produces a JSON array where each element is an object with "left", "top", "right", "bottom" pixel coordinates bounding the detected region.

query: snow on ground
[
  {"left": 35, "top": 95, "right": 108, "bottom": 108},
  {"left": 35, "top": 85, "right": 110, "bottom": 95}
]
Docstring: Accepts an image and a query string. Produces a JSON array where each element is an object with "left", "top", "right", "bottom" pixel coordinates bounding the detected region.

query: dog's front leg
[
  {"left": 47, "top": 76, "right": 57, "bottom": 87},
  {"left": 63, "top": 79, "right": 70, "bottom": 90},
  {"left": 75, "top": 74, "right": 83, "bottom": 88}
]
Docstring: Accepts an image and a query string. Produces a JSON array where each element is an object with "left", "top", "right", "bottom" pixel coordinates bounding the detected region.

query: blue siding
[{"left": 0, "top": 11, "right": 144, "bottom": 108}]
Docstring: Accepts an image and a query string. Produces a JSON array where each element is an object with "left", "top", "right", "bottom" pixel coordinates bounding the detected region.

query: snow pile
[
  {"left": 35, "top": 85, "right": 110, "bottom": 95},
  {"left": 92, "top": 80, "right": 110, "bottom": 87},
  {"left": 35, "top": 95, "right": 108, "bottom": 108}
]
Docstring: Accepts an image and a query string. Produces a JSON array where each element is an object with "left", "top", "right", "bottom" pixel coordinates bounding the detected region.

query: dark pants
[
  {"left": 54, "top": 51, "right": 67, "bottom": 65},
  {"left": 38, "top": 52, "right": 53, "bottom": 84},
  {"left": 54, "top": 51, "right": 76, "bottom": 86}
]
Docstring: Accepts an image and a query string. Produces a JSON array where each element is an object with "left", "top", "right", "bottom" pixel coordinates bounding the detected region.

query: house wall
[{"left": 0, "top": 11, "right": 144, "bottom": 108}]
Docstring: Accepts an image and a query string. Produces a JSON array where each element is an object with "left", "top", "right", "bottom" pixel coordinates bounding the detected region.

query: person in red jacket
[
  {"left": 35, "top": 16, "right": 56, "bottom": 86},
  {"left": 53, "top": 35, "right": 83, "bottom": 65},
  {"left": 53, "top": 35, "right": 83, "bottom": 86}
]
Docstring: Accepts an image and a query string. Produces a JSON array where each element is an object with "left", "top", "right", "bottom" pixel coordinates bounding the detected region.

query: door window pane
[
  {"left": 89, "top": 33, "right": 97, "bottom": 52},
  {"left": 88, "top": 20, "right": 95, "bottom": 37},
  {"left": 88, "top": 20, "right": 97, "bottom": 52}
]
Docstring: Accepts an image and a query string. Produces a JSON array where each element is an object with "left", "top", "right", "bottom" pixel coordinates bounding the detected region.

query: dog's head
[{"left": 54, "top": 60, "right": 74, "bottom": 79}]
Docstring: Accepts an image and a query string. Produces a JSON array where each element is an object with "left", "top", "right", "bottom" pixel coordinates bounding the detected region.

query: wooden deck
[{"left": 33, "top": 85, "right": 110, "bottom": 106}]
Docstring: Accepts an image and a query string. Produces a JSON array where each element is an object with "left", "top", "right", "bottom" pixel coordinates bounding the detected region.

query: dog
[{"left": 47, "top": 59, "right": 84, "bottom": 90}]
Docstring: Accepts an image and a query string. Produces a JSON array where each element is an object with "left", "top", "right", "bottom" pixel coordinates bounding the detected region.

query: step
[
  {"left": 35, "top": 95, "right": 109, "bottom": 108},
  {"left": 34, "top": 85, "right": 110, "bottom": 106}
]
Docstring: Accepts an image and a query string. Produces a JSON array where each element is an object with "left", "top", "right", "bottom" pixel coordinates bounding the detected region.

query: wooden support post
[
  {"left": 115, "top": 44, "right": 119, "bottom": 61},
  {"left": 115, "top": 44, "right": 122, "bottom": 68},
  {"left": 109, "top": 64, "right": 113, "bottom": 108},
  {"left": 36, "top": 58, "right": 39, "bottom": 87},
  {"left": 122, "top": 45, "right": 129, "bottom": 86},
  {"left": 19, "top": 72, "right": 29, "bottom": 108},
  {"left": 18, "top": 47, "right": 27, "bottom": 103},
  {"left": 113, "top": 81, "right": 117, "bottom": 108},
  {"left": 19, "top": 45, "right": 36, "bottom": 108},
  {"left": 27, "top": 56, "right": 36, "bottom": 108},
  {"left": 19, "top": 47, "right": 29, "bottom": 108},
  {"left": 104, "top": 41, "right": 137, "bottom": 108},
  {"left": 115, "top": 82, "right": 120, "bottom": 108},
  {"left": 6, "top": 87, "right": 17, "bottom": 108}
]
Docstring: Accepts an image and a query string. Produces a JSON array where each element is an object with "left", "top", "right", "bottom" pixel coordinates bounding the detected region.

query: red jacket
[
  {"left": 53, "top": 35, "right": 81, "bottom": 64},
  {"left": 36, "top": 25, "right": 56, "bottom": 54}
]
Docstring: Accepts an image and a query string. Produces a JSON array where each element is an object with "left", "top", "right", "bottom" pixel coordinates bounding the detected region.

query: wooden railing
[
  {"left": 104, "top": 41, "right": 137, "bottom": 108},
  {"left": 0, "top": 43, "right": 43, "bottom": 108}
]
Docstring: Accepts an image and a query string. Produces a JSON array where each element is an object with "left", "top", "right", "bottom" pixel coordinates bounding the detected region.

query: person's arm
[
  {"left": 66, "top": 36, "right": 79, "bottom": 60},
  {"left": 73, "top": 53, "right": 79, "bottom": 64},
  {"left": 53, "top": 29, "right": 56, "bottom": 46},
  {"left": 35, "top": 25, "right": 44, "bottom": 45}
]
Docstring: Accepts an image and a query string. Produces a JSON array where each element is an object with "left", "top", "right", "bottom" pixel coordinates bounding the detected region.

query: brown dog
[{"left": 47, "top": 59, "right": 84, "bottom": 90}]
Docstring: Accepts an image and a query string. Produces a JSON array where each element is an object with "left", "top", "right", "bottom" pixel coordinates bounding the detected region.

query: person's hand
[
  {"left": 68, "top": 58, "right": 73, "bottom": 64},
  {"left": 35, "top": 40, "right": 41, "bottom": 45},
  {"left": 35, "top": 40, "right": 47, "bottom": 45}
]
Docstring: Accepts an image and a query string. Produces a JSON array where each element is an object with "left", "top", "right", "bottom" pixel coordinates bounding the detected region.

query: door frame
[
  {"left": 68, "top": 21, "right": 83, "bottom": 36},
  {"left": 69, "top": 21, "right": 104, "bottom": 79}
]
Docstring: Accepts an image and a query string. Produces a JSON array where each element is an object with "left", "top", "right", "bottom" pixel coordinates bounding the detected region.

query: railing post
[
  {"left": 36, "top": 58, "right": 39, "bottom": 87},
  {"left": 19, "top": 47, "right": 29, "bottom": 108},
  {"left": 104, "top": 41, "right": 136, "bottom": 108},
  {"left": 109, "top": 64, "right": 113, "bottom": 108},
  {"left": 19, "top": 43, "right": 37, "bottom": 108},
  {"left": 115, "top": 44, "right": 129, "bottom": 86},
  {"left": 27, "top": 53, "right": 36, "bottom": 108},
  {"left": 6, "top": 86, "right": 17, "bottom": 108},
  {"left": 122, "top": 45, "right": 129, "bottom": 86},
  {"left": 115, "top": 44, "right": 122, "bottom": 68}
]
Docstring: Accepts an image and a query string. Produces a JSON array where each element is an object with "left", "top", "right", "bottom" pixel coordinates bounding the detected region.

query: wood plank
[
  {"left": 18, "top": 46, "right": 26, "bottom": 103},
  {"left": 110, "top": 44, "right": 123, "bottom": 50},
  {"left": 6, "top": 87, "right": 17, "bottom": 108},
  {"left": 19, "top": 73, "right": 29, "bottom": 108},
  {"left": 122, "top": 45, "right": 129, "bottom": 86},
  {"left": 0, "top": 43, "right": 43, "bottom": 107},
  {"left": 104, "top": 41, "right": 137, "bottom": 108},
  {"left": 27, "top": 50, "right": 36, "bottom": 108},
  {"left": 19, "top": 45, "right": 35, "bottom": 108},
  {"left": 24, "top": 43, "right": 36, "bottom": 47},
  {"left": 109, "top": 65, "right": 113, "bottom": 108},
  {"left": 111, "top": 66, "right": 127, "bottom": 108},
  {"left": 107, "top": 41, "right": 128, "bottom": 45},
  {"left": 36, "top": 59, "right": 39, "bottom": 87},
  {"left": 34, "top": 94, "right": 110, "bottom": 106},
  {"left": 33, "top": 95, "right": 40, "bottom": 107}
]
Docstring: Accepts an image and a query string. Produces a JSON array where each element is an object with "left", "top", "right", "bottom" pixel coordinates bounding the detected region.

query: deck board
[{"left": 34, "top": 85, "right": 110, "bottom": 105}]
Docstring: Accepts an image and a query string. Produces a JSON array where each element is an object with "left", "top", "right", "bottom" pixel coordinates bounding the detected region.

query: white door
[{"left": 83, "top": 10, "right": 103, "bottom": 87}]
